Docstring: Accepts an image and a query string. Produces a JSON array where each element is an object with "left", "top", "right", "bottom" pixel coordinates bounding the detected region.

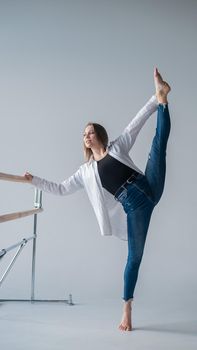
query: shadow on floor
[{"left": 134, "top": 320, "right": 197, "bottom": 336}]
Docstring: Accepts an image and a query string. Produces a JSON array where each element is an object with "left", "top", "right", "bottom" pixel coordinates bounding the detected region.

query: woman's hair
[{"left": 83, "top": 122, "right": 109, "bottom": 162}]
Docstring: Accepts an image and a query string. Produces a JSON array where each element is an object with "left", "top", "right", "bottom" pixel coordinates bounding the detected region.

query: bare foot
[
  {"left": 118, "top": 302, "right": 132, "bottom": 331},
  {"left": 154, "top": 67, "right": 171, "bottom": 103}
]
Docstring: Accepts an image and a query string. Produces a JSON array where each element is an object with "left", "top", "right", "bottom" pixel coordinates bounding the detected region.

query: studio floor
[{"left": 0, "top": 296, "right": 197, "bottom": 350}]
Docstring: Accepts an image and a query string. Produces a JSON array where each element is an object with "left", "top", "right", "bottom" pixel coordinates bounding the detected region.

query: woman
[{"left": 24, "top": 68, "right": 171, "bottom": 331}]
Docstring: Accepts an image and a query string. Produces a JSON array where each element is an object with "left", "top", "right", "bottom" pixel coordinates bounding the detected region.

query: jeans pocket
[{"left": 115, "top": 188, "right": 127, "bottom": 203}]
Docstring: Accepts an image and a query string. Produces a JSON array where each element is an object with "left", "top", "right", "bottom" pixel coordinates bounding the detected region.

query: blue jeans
[{"left": 115, "top": 104, "right": 171, "bottom": 301}]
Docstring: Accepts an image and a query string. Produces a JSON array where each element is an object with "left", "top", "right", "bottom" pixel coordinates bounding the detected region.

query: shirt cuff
[
  {"left": 150, "top": 94, "right": 158, "bottom": 105},
  {"left": 32, "top": 175, "right": 42, "bottom": 187}
]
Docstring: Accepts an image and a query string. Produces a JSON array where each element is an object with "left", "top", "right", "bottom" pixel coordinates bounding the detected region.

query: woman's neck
[{"left": 92, "top": 148, "right": 108, "bottom": 161}]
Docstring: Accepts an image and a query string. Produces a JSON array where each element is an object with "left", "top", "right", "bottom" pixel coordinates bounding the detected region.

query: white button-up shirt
[{"left": 32, "top": 95, "right": 158, "bottom": 241}]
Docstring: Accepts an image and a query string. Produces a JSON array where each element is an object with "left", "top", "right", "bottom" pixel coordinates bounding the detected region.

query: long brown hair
[{"left": 83, "top": 122, "right": 109, "bottom": 162}]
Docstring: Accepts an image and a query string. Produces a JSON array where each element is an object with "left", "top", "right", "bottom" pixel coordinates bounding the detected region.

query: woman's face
[{"left": 83, "top": 125, "right": 100, "bottom": 149}]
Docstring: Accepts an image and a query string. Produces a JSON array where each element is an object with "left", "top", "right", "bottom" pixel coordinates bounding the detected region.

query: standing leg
[
  {"left": 119, "top": 190, "right": 154, "bottom": 331},
  {"left": 124, "top": 204, "right": 154, "bottom": 299}
]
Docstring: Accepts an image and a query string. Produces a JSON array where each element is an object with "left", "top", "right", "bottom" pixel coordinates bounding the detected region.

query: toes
[
  {"left": 118, "top": 324, "right": 124, "bottom": 331},
  {"left": 119, "top": 323, "right": 126, "bottom": 331},
  {"left": 118, "top": 323, "right": 132, "bottom": 331}
]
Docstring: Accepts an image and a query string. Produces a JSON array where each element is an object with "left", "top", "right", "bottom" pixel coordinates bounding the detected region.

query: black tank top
[{"left": 96, "top": 153, "right": 139, "bottom": 195}]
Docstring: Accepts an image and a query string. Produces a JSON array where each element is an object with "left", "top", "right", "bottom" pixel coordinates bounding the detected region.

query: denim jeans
[{"left": 115, "top": 104, "right": 171, "bottom": 301}]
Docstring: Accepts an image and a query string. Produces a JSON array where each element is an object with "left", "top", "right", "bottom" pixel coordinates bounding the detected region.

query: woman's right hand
[{"left": 24, "top": 172, "right": 33, "bottom": 183}]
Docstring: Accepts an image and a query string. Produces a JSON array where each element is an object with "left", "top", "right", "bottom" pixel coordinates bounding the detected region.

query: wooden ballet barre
[
  {"left": 0, "top": 179, "right": 43, "bottom": 301},
  {"left": 0, "top": 172, "right": 28, "bottom": 183},
  {"left": 0, "top": 208, "right": 43, "bottom": 223}
]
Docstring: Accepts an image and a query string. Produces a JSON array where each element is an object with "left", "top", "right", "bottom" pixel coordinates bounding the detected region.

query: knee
[{"left": 126, "top": 254, "right": 142, "bottom": 270}]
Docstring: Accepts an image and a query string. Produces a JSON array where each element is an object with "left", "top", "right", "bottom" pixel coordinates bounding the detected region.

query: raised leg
[
  {"left": 119, "top": 68, "right": 171, "bottom": 332},
  {"left": 145, "top": 103, "right": 171, "bottom": 204}
]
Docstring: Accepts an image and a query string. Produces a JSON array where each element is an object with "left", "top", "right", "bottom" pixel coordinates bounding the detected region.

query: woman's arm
[
  {"left": 24, "top": 168, "right": 84, "bottom": 196},
  {"left": 112, "top": 95, "right": 158, "bottom": 153}
]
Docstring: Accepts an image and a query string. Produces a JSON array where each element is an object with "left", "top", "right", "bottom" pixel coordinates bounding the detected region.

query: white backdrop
[{"left": 0, "top": 0, "right": 196, "bottom": 308}]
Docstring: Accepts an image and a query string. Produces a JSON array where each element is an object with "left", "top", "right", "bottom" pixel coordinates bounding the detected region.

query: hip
[{"left": 114, "top": 173, "right": 155, "bottom": 212}]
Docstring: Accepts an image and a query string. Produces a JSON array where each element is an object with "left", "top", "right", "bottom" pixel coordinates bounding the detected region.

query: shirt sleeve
[
  {"left": 31, "top": 167, "right": 84, "bottom": 196},
  {"left": 112, "top": 95, "right": 158, "bottom": 153}
]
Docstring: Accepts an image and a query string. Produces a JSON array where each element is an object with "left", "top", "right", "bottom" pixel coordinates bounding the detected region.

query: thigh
[{"left": 145, "top": 145, "right": 166, "bottom": 204}]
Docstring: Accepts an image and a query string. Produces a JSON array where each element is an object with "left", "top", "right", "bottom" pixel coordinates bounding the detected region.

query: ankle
[
  {"left": 156, "top": 92, "right": 168, "bottom": 104},
  {"left": 123, "top": 300, "right": 132, "bottom": 311}
]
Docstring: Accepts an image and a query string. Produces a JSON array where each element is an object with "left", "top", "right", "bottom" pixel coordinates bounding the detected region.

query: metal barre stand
[{"left": 0, "top": 188, "right": 74, "bottom": 305}]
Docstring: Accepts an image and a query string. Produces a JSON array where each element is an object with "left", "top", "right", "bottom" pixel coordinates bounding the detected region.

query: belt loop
[
  {"left": 126, "top": 177, "right": 134, "bottom": 184},
  {"left": 114, "top": 171, "right": 139, "bottom": 201}
]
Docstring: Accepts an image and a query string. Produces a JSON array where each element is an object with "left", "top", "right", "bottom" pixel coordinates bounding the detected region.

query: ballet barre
[
  {"left": 0, "top": 236, "right": 35, "bottom": 287},
  {"left": 0, "top": 208, "right": 43, "bottom": 223},
  {"left": 0, "top": 172, "right": 74, "bottom": 305},
  {"left": 0, "top": 172, "right": 28, "bottom": 183},
  {"left": 0, "top": 172, "right": 42, "bottom": 302}
]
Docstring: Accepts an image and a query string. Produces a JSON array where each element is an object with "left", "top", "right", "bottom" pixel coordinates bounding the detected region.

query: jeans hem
[{"left": 122, "top": 297, "right": 134, "bottom": 302}]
